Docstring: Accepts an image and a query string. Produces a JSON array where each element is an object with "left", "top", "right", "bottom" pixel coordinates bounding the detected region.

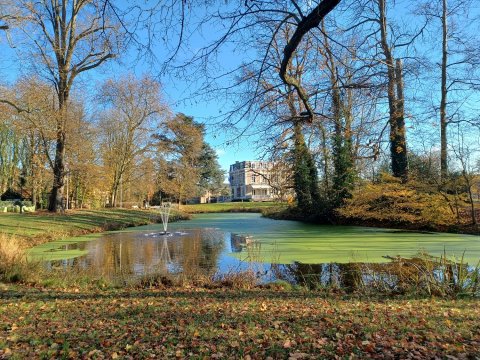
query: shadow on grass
[{"left": 0, "top": 287, "right": 326, "bottom": 303}]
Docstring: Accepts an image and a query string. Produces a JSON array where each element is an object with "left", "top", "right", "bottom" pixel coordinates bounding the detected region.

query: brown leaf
[{"left": 289, "top": 353, "right": 310, "bottom": 359}]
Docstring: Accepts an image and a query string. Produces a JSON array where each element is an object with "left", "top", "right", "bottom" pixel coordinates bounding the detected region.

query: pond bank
[
  {"left": 180, "top": 201, "right": 283, "bottom": 214},
  {"left": 0, "top": 209, "right": 191, "bottom": 283},
  {"left": 24, "top": 213, "right": 480, "bottom": 297},
  {"left": 335, "top": 215, "right": 480, "bottom": 236},
  {"left": 262, "top": 205, "right": 480, "bottom": 236},
  {"left": 0, "top": 209, "right": 191, "bottom": 249}
]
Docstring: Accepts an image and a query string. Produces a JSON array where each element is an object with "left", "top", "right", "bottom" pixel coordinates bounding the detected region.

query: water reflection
[
  {"left": 272, "top": 262, "right": 365, "bottom": 290},
  {"left": 44, "top": 227, "right": 479, "bottom": 295},
  {"left": 49, "top": 229, "right": 228, "bottom": 278},
  {"left": 230, "top": 233, "right": 255, "bottom": 252},
  {"left": 272, "top": 257, "right": 478, "bottom": 294}
]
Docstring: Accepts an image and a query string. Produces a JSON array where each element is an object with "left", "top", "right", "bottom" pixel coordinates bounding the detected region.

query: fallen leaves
[{"left": 0, "top": 286, "right": 479, "bottom": 359}]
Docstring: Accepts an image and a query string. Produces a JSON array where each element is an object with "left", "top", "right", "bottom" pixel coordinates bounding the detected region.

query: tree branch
[
  {"left": 0, "top": 99, "right": 31, "bottom": 113},
  {"left": 279, "top": 0, "right": 341, "bottom": 122}
]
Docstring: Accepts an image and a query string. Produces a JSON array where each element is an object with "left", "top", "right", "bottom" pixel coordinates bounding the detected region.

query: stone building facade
[{"left": 228, "top": 160, "right": 277, "bottom": 201}]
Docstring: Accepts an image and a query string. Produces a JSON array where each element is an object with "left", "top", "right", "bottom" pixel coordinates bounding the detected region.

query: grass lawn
[
  {"left": 0, "top": 285, "right": 478, "bottom": 359},
  {"left": 0, "top": 209, "right": 170, "bottom": 245},
  {"left": 180, "top": 201, "right": 284, "bottom": 214}
]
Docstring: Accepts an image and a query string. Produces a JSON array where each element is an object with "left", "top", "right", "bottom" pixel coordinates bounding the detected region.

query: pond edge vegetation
[
  {"left": 261, "top": 174, "right": 480, "bottom": 236},
  {"left": 1, "top": 205, "right": 479, "bottom": 299},
  {"left": 0, "top": 209, "right": 190, "bottom": 284}
]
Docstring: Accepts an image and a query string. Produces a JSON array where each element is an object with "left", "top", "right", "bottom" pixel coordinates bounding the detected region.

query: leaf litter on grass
[{"left": 0, "top": 286, "right": 479, "bottom": 359}]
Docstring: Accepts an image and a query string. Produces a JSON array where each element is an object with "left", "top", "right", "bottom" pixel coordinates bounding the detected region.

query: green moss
[
  {"left": 179, "top": 213, "right": 480, "bottom": 264},
  {"left": 25, "top": 212, "right": 480, "bottom": 265},
  {"left": 25, "top": 233, "right": 102, "bottom": 261}
]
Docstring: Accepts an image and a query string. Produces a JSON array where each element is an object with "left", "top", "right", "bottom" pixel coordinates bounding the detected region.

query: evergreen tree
[
  {"left": 332, "top": 130, "right": 355, "bottom": 207},
  {"left": 293, "top": 122, "right": 321, "bottom": 216},
  {"left": 197, "top": 143, "right": 225, "bottom": 197}
]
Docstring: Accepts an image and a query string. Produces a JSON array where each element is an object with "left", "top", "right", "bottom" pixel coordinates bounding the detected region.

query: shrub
[
  {"left": 337, "top": 174, "right": 459, "bottom": 227},
  {"left": 0, "top": 235, "right": 34, "bottom": 282},
  {"left": 0, "top": 200, "right": 35, "bottom": 213},
  {"left": 209, "top": 270, "right": 258, "bottom": 289},
  {"left": 361, "top": 252, "right": 480, "bottom": 297}
]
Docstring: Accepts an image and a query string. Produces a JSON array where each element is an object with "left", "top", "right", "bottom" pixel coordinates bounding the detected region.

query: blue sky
[
  {"left": 0, "top": 4, "right": 259, "bottom": 173},
  {"left": 2, "top": 1, "right": 478, "bottom": 173},
  {"left": 161, "top": 70, "right": 260, "bottom": 172},
  {"left": 110, "top": 0, "right": 264, "bottom": 172}
]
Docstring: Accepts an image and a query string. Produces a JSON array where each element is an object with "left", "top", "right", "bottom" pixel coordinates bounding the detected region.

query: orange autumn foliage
[{"left": 337, "top": 174, "right": 460, "bottom": 227}]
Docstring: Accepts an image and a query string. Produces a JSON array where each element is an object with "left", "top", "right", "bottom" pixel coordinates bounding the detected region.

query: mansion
[{"left": 229, "top": 160, "right": 280, "bottom": 201}]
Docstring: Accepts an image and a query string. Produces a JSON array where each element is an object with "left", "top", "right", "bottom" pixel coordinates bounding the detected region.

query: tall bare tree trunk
[
  {"left": 379, "top": 0, "right": 408, "bottom": 182},
  {"left": 440, "top": 0, "right": 448, "bottom": 180},
  {"left": 29, "top": 132, "right": 37, "bottom": 208},
  {"left": 48, "top": 130, "right": 66, "bottom": 211},
  {"left": 321, "top": 22, "right": 355, "bottom": 205},
  {"left": 392, "top": 59, "right": 408, "bottom": 181},
  {"left": 48, "top": 92, "right": 68, "bottom": 212}
]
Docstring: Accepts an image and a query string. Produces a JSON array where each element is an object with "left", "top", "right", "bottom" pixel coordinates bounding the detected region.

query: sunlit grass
[
  {"left": 180, "top": 201, "right": 283, "bottom": 213},
  {"left": 0, "top": 209, "right": 161, "bottom": 239}
]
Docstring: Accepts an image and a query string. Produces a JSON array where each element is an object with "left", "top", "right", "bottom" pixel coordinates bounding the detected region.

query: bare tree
[
  {"left": 376, "top": 0, "right": 408, "bottom": 182},
  {"left": 418, "top": 0, "right": 480, "bottom": 180},
  {"left": 440, "top": 0, "right": 449, "bottom": 180},
  {"left": 14, "top": 78, "right": 58, "bottom": 208},
  {"left": 14, "top": 0, "right": 121, "bottom": 211},
  {"left": 99, "top": 75, "right": 166, "bottom": 207},
  {"left": 0, "top": 78, "right": 61, "bottom": 207},
  {"left": 451, "top": 126, "right": 478, "bottom": 226},
  {"left": 278, "top": 0, "right": 341, "bottom": 122}
]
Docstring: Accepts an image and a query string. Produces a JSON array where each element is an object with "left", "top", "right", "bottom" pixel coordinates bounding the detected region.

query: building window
[{"left": 251, "top": 175, "right": 255, "bottom": 183}]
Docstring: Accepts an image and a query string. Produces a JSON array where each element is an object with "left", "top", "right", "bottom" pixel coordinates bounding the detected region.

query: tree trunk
[
  {"left": 30, "top": 138, "right": 37, "bottom": 209},
  {"left": 322, "top": 22, "right": 355, "bottom": 205},
  {"left": 319, "top": 123, "right": 330, "bottom": 190},
  {"left": 31, "top": 181, "right": 36, "bottom": 209},
  {"left": 440, "top": 0, "right": 448, "bottom": 180},
  {"left": 112, "top": 185, "right": 118, "bottom": 208},
  {"left": 391, "top": 59, "right": 408, "bottom": 182},
  {"left": 48, "top": 127, "right": 66, "bottom": 211},
  {"left": 379, "top": 0, "right": 408, "bottom": 182},
  {"left": 467, "top": 181, "right": 477, "bottom": 225},
  {"left": 48, "top": 74, "right": 70, "bottom": 212},
  {"left": 293, "top": 121, "right": 321, "bottom": 215},
  {"left": 48, "top": 87, "right": 69, "bottom": 212}
]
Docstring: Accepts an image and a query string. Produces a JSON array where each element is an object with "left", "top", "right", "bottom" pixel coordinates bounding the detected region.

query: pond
[{"left": 29, "top": 213, "right": 480, "bottom": 287}]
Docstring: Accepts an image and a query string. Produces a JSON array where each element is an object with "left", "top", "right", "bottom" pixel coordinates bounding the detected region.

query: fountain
[{"left": 159, "top": 202, "right": 172, "bottom": 234}]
